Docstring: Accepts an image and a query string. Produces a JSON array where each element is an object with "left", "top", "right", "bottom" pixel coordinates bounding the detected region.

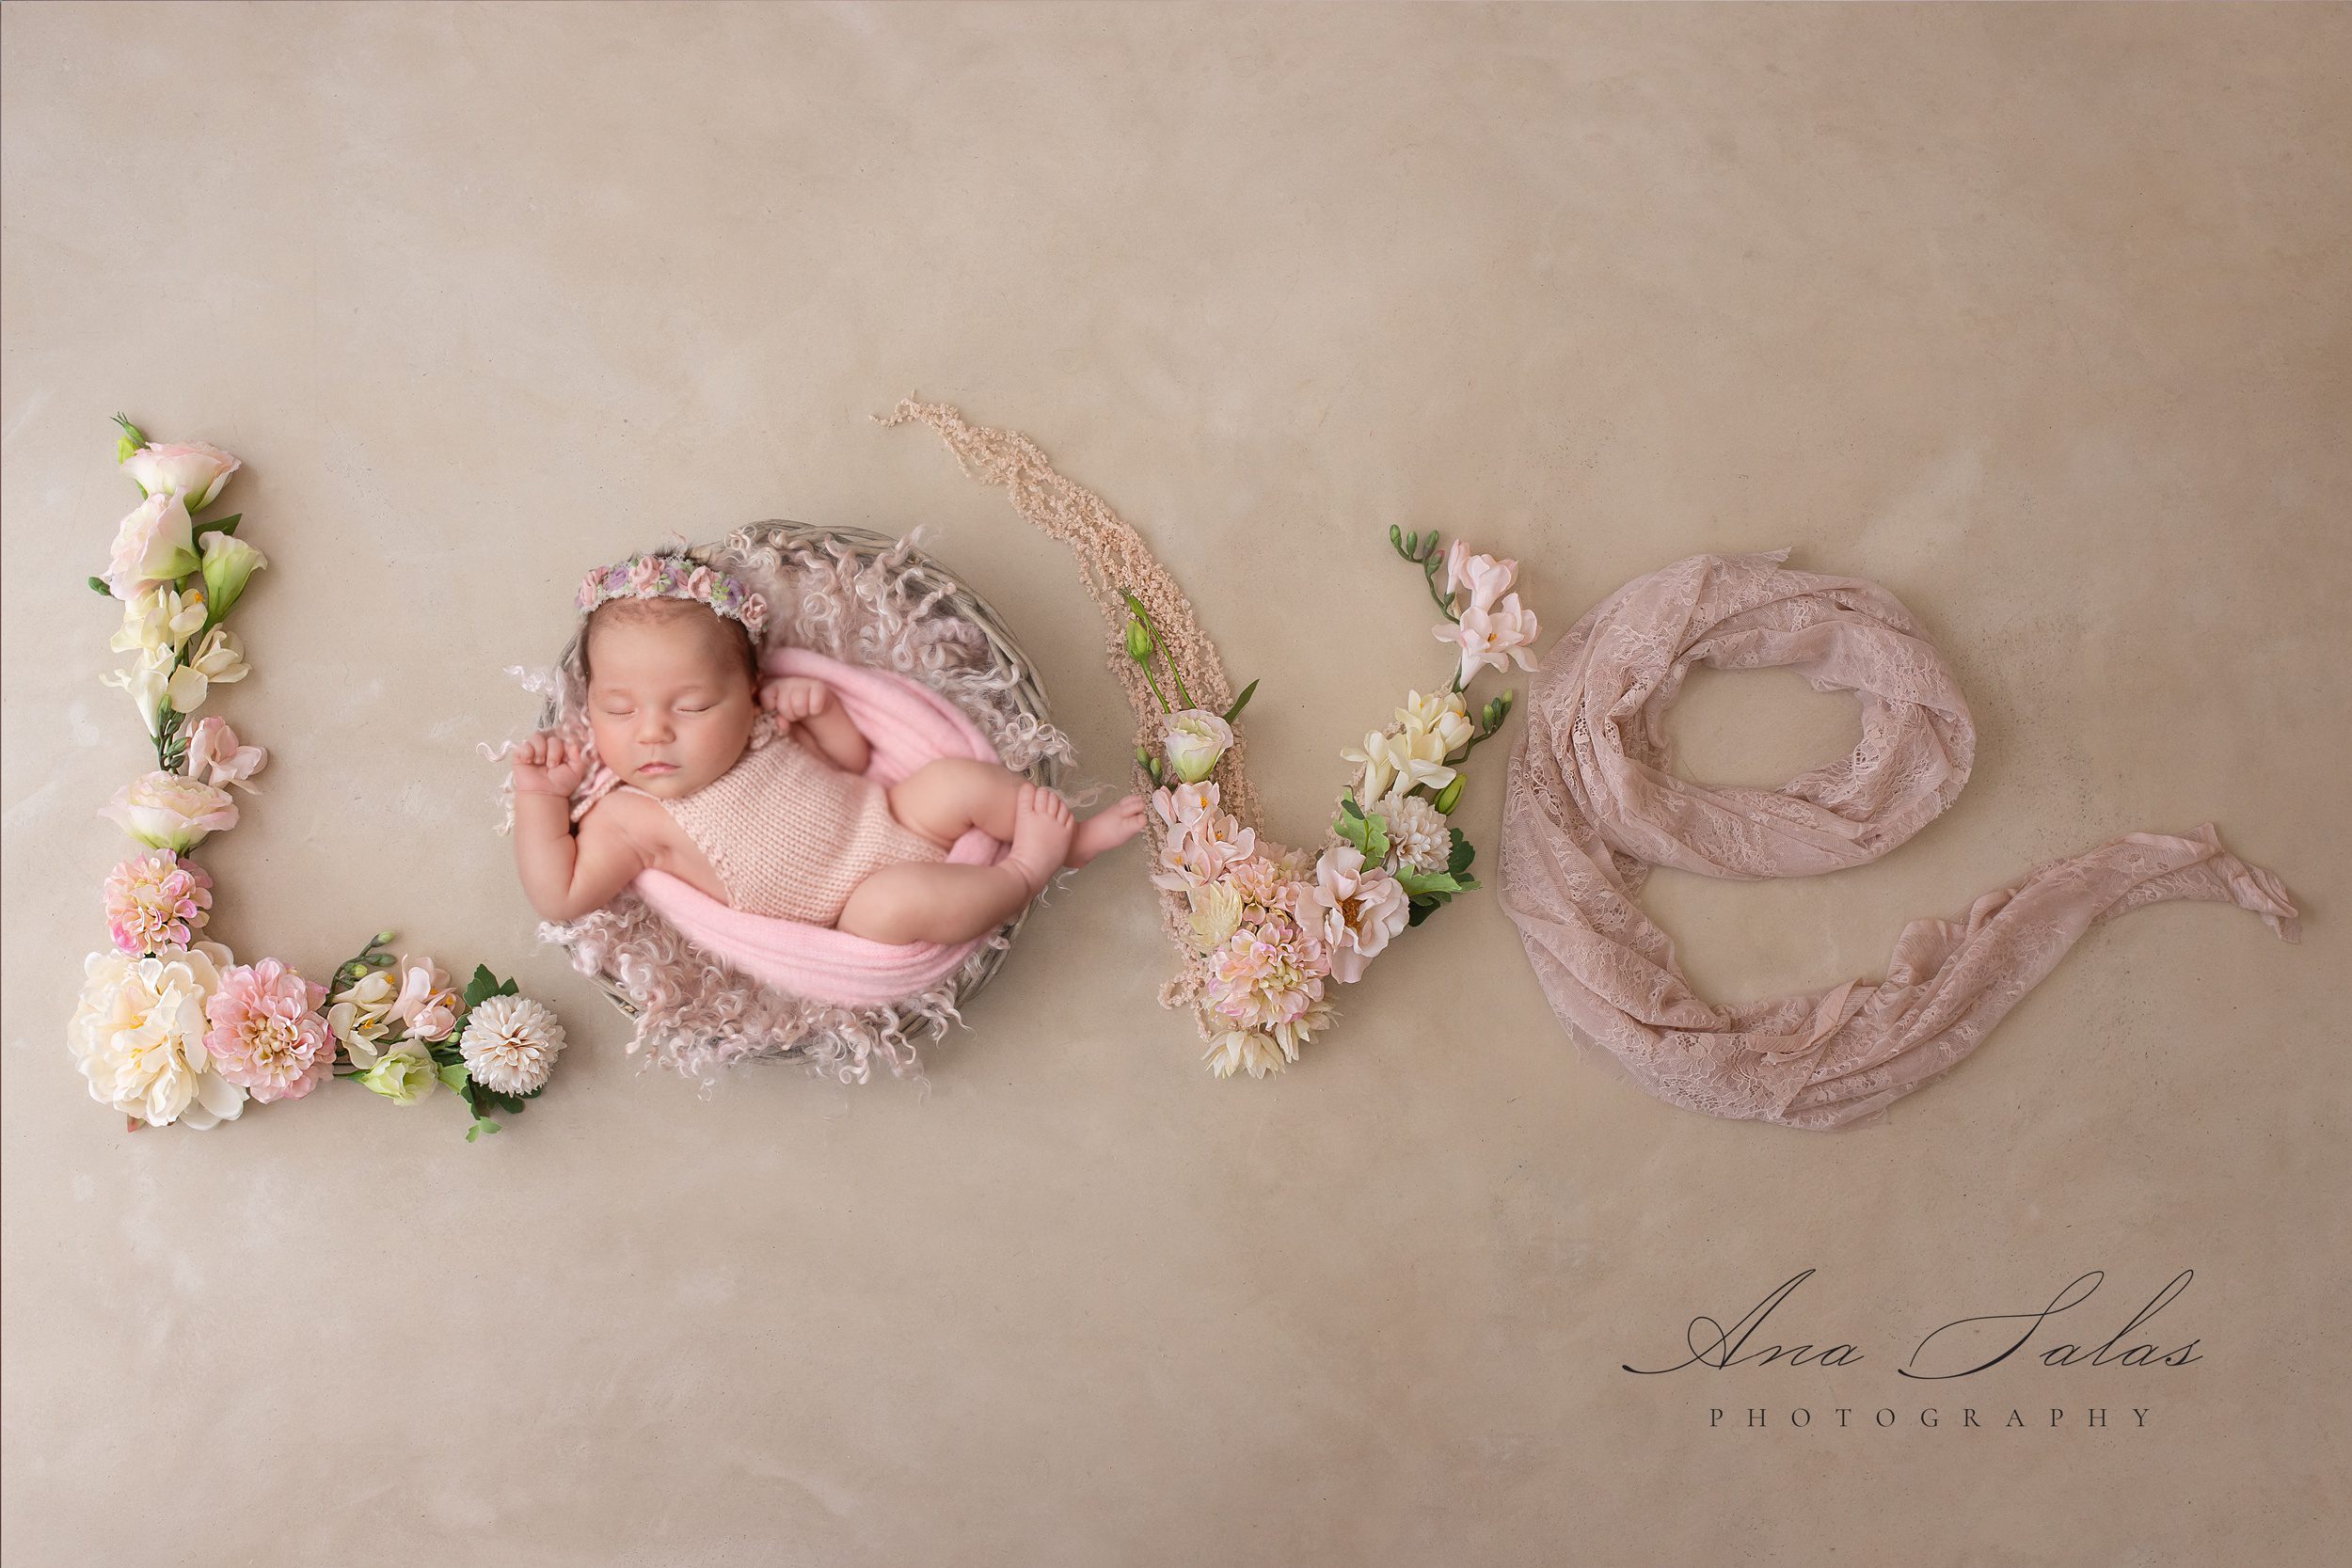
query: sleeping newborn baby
[{"left": 509, "top": 551, "right": 1146, "bottom": 944}]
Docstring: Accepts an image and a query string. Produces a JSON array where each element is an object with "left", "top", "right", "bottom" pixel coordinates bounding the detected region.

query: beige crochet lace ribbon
[
  {"left": 879, "top": 399, "right": 1254, "bottom": 1031},
  {"left": 1499, "top": 547, "right": 2303, "bottom": 1131}
]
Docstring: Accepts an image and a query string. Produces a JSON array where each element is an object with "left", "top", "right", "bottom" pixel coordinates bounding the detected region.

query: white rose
[
  {"left": 103, "top": 493, "right": 199, "bottom": 602},
  {"left": 98, "top": 770, "right": 239, "bottom": 852},
  {"left": 122, "top": 440, "right": 241, "bottom": 510},
  {"left": 1161, "top": 708, "right": 1234, "bottom": 785}
]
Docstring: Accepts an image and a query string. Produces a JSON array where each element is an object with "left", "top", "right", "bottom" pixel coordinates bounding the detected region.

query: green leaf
[
  {"left": 1447, "top": 829, "right": 1475, "bottom": 878},
  {"left": 1406, "top": 900, "right": 1437, "bottom": 928},
  {"left": 435, "top": 1062, "right": 470, "bottom": 1095},
  {"left": 1397, "top": 869, "right": 1463, "bottom": 897},
  {"left": 193, "top": 513, "right": 242, "bottom": 537},
  {"left": 461, "top": 964, "right": 502, "bottom": 1011},
  {"left": 1220, "top": 679, "right": 1258, "bottom": 725}
]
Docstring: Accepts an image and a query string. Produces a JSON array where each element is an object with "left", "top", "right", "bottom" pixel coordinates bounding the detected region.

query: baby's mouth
[{"left": 639, "top": 761, "right": 678, "bottom": 776}]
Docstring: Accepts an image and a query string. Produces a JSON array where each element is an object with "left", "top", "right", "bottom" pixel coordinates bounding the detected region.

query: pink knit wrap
[
  {"left": 1499, "top": 548, "right": 2302, "bottom": 1131},
  {"left": 628, "top": 645, "right": 1009, "bottom": 1008}
]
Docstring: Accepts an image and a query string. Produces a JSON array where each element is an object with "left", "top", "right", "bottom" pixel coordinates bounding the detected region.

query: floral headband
[{"left": 575, "top": 550, "right": 770, "bottom": 642}]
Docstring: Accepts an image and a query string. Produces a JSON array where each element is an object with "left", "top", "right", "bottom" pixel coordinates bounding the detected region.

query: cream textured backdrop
[{"left": 4, "top": 5, "right": 2345, "bottom": 1564}]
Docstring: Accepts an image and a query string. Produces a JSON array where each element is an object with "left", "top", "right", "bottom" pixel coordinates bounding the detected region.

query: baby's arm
[
  {"left": 761, "top": 675, "right": 872, "bottom": 774},
  {"left": 511, "top": 736, "right": 654, "bottom": 922}
]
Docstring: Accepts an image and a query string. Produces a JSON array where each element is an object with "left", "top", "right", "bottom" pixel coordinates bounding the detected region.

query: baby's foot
[
  {"left": 1066, "top": 793, "right": 1149, "bottom": 868},
  {"left": 1002, "top": 783, "right": 1077, "bottom": 896}
]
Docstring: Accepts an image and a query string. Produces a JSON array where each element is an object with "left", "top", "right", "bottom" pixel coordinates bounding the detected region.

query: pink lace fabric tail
[{"left": 1499, "top": 548, "right": 2301, "bottom": 1131}]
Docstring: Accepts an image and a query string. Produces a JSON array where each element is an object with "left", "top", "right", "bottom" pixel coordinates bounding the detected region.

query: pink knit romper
[{"left": 635, "top": 719, "right": 947, "bottom": 927}]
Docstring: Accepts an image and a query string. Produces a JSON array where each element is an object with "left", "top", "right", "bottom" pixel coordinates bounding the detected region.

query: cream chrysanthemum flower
[
  {"left": 458, "top": 994, "right": 567, "bottom": 1095},
  {"left": 1384, "top": 794, "right": 1453, "bottom": 877}
]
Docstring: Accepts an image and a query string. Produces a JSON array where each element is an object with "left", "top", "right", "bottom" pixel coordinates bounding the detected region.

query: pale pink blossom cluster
[
  {"left": 1435, "top": 539, "right": 1540, "bottom": 689},
  {"left": 73, "top": 417, "right": 567, "bottom": 1139}
]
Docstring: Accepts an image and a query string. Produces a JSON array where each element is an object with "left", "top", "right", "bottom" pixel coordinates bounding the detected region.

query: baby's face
[{"left": 584, "top": 618, "right": 757, "bottom": 800}]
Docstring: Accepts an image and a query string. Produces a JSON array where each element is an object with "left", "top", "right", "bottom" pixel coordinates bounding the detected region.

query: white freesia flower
[
  {"left": 327, "top": 969, "right": 400, "bottom": 1065},
  {"left": 458, "top": 993, "right": 567, "bottom": 1095},
  {"left": 1397, "top": 689, "right": 1474, "bottom": 759},
  {"left": 69, "top": 942, "right": 248, "bottom": 1129},
  {"left": 99, "top": 650, "right": 174, "bottom": 737},
  {"left": 166, "top": 626, "right": 250, "bottom": 716},
  {"left": 122, "top": 440, "right": 242, "bottom": 509},
  {"left": 1161, "top": 709, "right": 1233, "bottom": 785},
  {"left": 110, "top": 586, "right": 209, "bottom": 659},
  {"left": 1339, "top": 728, "right": 1397, "bottom": 805}
]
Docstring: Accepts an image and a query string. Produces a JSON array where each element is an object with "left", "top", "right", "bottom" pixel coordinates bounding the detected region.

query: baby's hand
[
  {"left": 760, "top": 675, "right": 834, "bottom": 724},
  {"left": 512, "top": 731, "right": 587, "bottom": 797}
]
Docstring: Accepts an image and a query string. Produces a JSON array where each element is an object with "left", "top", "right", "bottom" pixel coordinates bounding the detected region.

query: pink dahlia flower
[
  {"left": 103, "top": 849, "right": 215, "bottom": 954},
  {"left": 203, "top": 958, "right": 334, "bottom": 1103}
]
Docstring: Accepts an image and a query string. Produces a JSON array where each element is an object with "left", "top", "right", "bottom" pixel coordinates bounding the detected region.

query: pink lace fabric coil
[{"left": 1499, "top": 547, "right": 2302, "bottom": 1131}]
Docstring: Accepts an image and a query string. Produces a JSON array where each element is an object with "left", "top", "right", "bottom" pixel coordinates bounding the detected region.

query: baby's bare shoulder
[{"left": 577, "top": 788, "right": 675, "bottom": 862}]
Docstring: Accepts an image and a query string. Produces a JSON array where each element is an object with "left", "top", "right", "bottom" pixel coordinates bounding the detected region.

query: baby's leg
[
  {"left": 837, "top": 784, "right": 1072, "bottom": 944},
  {"left": 889, "top": 758, "right": 1149, "bottom": 867}
]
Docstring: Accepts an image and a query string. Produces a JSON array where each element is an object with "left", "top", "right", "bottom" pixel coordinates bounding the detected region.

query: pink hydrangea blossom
[
  {"left": 203, "top": 958, "right": 334, "bottom": 1103},
  {"left": 103, "top": 849, "right": 215, "bottom": 953}
]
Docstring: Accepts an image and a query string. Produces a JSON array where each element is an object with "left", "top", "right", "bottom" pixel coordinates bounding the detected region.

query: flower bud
[
  {"left": 199, "top": 532, "right": 268, "bottom": 624},
  {"left": 1124, "top": 616, "right": 1152, "bottom": 663},
  {"left": 1434, "top": 776, "right": 1466, "bottom": 815}
]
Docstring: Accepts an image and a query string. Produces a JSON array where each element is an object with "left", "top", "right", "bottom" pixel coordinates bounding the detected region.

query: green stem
[{"left": 1120, "top": 590, "right": 1194, "bottom": 711}]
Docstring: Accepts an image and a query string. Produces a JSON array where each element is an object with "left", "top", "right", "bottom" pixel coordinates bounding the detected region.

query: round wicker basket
[{"left": 538, "top": 519, "right": 1063, "bottom": 1043}]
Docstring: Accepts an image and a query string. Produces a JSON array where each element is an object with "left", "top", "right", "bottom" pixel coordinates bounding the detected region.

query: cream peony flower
[
  {"left": 98, "top": 769, "right": 238, "bottom": 852},
  {"left": 110, "top": 586, "right": 209, "bottom": 660},
  {"left": 1385, "top": 793, "right": 1454, "bottom": 876},
  {"left": 326, "top": 968, "right": 400, "bottom": 1065},
  {"left": 1309, "top": 845, "right": 1411, "bottom": 983},
  {"left": 69, "top": 942, "right": 248, "bottom": 1129},
  {"left": 103, "top": 492, "right": 200, "bottom": 601},
  {"left": 1161, "top": 708, "right": 1233, "bottom": 785},
  {"left": 458, "top": 993, "right": 567, "bottom": 1095},
  {"left": 122, "top": 440, "right": 241, "bottom": 510}
]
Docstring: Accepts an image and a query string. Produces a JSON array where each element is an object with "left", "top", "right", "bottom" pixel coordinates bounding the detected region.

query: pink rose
[
  {"left": 103, "top": 493, "right": 200, "bottom": 602},
  {"left": 184, "top": 716, "right": 268, "bottom": 794},
  {"left": 122, "top": 440, "right": 241, "bottom": 510}
]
